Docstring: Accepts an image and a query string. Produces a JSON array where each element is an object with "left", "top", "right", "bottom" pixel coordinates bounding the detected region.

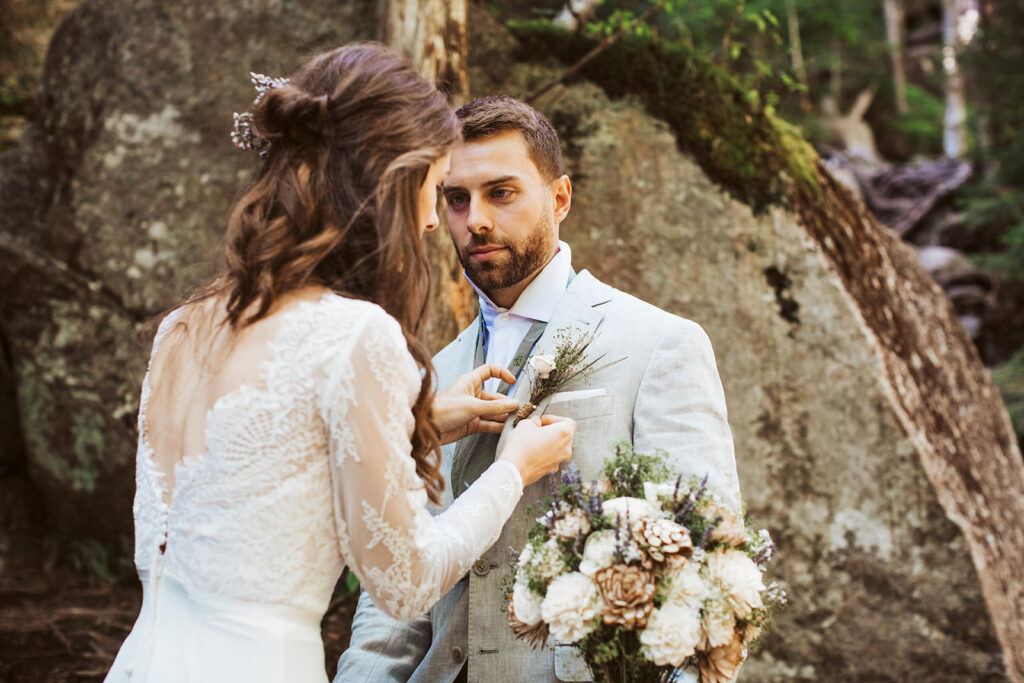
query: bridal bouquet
[{"left": 505, "top": 445, "right": 784, "bottom": 683}]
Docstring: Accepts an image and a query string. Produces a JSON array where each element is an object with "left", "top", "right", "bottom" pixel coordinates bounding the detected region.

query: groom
[{"left": 336, "top": 95, "right": 741, "bottom": 683}]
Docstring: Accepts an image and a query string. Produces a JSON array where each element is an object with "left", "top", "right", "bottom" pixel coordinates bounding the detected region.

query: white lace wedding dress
[{"left": 105, "top": 292, "right": 523, "bottom": 683}]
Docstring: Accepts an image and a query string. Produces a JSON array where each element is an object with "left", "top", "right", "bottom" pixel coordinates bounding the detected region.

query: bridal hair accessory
[{"left": 231, "top": 72, "right": 291, "bottom": 157}]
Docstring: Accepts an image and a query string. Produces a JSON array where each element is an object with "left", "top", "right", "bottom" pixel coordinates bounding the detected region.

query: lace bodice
[{"left": 132, "top": 293, "right": 523, "bottom": 620}]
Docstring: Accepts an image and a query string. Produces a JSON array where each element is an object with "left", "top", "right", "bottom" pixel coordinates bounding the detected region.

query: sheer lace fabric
[{"left": 109, "top": 292, "right": 522, "bottom": 682}]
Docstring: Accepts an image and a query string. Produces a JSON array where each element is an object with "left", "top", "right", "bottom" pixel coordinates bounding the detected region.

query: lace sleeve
[{"left": 320, "top": 308, "right": 523, "bottom": 621}]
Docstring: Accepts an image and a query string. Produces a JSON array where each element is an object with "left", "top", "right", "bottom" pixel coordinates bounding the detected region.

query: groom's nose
[{"left": 466, "top": 197, "right": 492, "bottom": 234}]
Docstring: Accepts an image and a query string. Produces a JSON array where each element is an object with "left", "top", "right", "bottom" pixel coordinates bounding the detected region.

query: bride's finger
[
  {"left": 479, "top": 391, "right": 514, "bottom": 402},
  {"left": 468, "top": 363, "right": 517, "bottom": 389},
  {"left": 474, "top": 418, "right": 506, "bottom": 434},
  {"left": 472, "top": 396, "right": 519, "bottom": 417}
]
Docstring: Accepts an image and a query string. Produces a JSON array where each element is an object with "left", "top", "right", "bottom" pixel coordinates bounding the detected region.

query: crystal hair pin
[{"left": 231, "top": 72, "right": 291, "bottom": 158}]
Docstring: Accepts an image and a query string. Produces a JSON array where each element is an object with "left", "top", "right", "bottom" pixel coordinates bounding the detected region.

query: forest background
[{"left": 1, "top": 0, "right": 1023, "bottom": 680}]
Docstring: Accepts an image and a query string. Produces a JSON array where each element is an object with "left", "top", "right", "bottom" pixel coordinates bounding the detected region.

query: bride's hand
[
  {"left": 498, "top": 414, "right": 575, "bottom": 487},
  {"left": 434, "top": 364, "right": 521, "bottom": 445}
]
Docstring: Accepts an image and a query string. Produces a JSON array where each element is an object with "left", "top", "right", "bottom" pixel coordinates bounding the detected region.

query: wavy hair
[{"left": 192, "top": 43, "right": 456, "bottom": 503}]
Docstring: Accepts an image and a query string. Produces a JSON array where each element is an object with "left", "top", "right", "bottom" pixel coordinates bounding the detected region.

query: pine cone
[
  {"left": 705, "top": 502, "right": 748, "bottom": 548},
  {"left": 507, "top": 599, "right": 549, "bottom": 650},
  {"left": 634, "top": 518, "right": 693, "bottom": 563},
  {"left": 594, "top": 564, "right": 656, "bottom": 630},
  {"left": 698, "top": 631, "right": 746, "bottom": 683}
]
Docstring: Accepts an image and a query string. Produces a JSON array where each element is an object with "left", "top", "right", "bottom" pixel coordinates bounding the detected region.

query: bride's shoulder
[{"left": 305, "top": 291, "right": 404, "bottom": 345}]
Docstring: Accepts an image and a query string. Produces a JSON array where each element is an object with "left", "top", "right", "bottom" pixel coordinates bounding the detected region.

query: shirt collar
[{"left": 467, "top": 241, "right": 573, "bottom": 326}]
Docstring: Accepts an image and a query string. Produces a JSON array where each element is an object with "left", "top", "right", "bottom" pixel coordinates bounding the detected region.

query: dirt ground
[{"left": 0, "top": 537, "right": 357, "bottom": 682}]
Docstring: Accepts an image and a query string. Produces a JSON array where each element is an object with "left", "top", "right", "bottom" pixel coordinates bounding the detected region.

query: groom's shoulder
[
  {"left": 582, "top": 271, "right": 703, "bottom": 339},
  {"left": 433, "top": 318, "right": 478, "bottom": 367}
]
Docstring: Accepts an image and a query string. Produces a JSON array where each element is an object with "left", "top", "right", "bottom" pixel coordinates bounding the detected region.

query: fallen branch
[
  {"left": 528, "top": 0, "right": 670, "bottom": 103},
  {"left": 889, "top": 161, "right": 973, "bottom": 237}
]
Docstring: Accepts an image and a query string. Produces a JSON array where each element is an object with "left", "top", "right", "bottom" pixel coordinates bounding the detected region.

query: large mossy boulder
[{"left": 469, "top": 18, "right": 1023, "bottom": 682}]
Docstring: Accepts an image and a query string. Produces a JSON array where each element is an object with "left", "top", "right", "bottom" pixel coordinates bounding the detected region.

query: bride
[{"left": 105, "top": 43, "right": 575, "bottom": 682}]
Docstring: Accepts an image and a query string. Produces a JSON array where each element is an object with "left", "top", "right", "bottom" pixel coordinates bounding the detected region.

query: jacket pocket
[{"left": 545, "top": 389, "right": 612, "bottom": 422}]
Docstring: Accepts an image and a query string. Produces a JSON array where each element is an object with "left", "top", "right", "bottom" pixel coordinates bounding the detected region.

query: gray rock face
[
  {"left": 0, "top": 0, "right": 390, "bottom": 549},
  {"left": 555, "top": 99, "right": 1005, "bottom": 680}
]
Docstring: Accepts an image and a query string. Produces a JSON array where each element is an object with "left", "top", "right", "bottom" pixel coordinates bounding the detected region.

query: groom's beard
[{"left": 456, "top": 216, "right": 556, "bottom": 293}]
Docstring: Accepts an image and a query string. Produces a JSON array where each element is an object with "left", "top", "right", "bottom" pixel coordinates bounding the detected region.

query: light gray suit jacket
[{"left": 335, "top": 270, "right": 740, "bottom": 683}]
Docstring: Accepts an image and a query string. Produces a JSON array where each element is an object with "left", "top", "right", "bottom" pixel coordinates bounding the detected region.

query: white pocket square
[{"left": 548, "top": 388, "right": 609, "bottom": 405}]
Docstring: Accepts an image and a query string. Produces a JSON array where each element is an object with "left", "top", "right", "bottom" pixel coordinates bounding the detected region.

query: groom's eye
[
  {"left": 492, "top": 188, "right": 513, "bottom": 200},
  {"left": 446, "top": 192, "right": 468, "bottom": 209}
]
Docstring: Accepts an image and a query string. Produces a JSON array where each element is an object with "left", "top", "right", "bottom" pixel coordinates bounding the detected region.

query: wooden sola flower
[
  {"left": 698, "top": 631, "right": 747, "bottom": 683},
  {"left": 633, "top": 518, "right": 693, "bottom": 563},
  {"left": 595, "top": 564, "right": 657, "bottom": 630},
  {"left": 705, "top": 501, "right": 749, "bottom": 548},
  {"left": 507, "top": 599, "right": 549, "bottom": 650}
]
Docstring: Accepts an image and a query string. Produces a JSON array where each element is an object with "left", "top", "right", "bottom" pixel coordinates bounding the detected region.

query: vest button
[
  {"left": 472, "top": 558, "right": 490, "bottom": 576},
  {"left": 452, "top": 646, "right": 465, "bottom": 663}
]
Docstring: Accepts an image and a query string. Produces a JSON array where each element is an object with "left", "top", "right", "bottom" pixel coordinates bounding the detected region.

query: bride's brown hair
[{"left": 199, "top": 43, "right": 455, "bottom": 503}]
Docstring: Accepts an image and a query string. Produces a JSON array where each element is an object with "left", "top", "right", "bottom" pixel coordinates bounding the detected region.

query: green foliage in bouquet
[
  {"left": 601, "top": 443, "right": 670, "bottom": 500},
  {"left": 577, "top": 623, "right": 667, "bottom": 683}
]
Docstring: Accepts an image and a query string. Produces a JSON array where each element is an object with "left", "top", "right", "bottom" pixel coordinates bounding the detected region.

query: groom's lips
[{"left": 468, "top": 246, "right": 506, "bottom": 261}]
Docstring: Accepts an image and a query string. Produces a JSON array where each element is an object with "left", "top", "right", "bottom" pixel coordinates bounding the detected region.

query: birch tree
[
  {"left": 883, "top": 0, "right": 908, "bottom": 114},
  {"left": 941, "top": 0, "right": 979, "bottom": 158},
  {"left": 785, "top": 0, "right": 812, "bottom": 111}
]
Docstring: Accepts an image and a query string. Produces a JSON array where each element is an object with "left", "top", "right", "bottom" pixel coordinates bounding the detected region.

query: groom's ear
[{"left": 552, "top": 175, "right": 572, "bottom": 225}]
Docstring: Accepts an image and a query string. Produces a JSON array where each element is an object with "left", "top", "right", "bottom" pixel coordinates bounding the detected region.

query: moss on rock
[{"left": 510, "top": 25, "right": 820, "bottom": 214}]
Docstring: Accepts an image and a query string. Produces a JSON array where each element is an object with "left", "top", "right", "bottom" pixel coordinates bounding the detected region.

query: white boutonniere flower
[{"left": 528, "top": 354, "right": 557, "bottom": 379}]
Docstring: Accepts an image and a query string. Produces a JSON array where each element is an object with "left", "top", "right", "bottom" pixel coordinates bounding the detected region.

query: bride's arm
[{"left": 320, "top": 309, "right": 524, "bottom": 622}]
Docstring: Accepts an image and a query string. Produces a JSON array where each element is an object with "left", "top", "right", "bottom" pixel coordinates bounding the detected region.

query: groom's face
[{"left": 443, "top": 130, "right": 570, "bottom": 299}]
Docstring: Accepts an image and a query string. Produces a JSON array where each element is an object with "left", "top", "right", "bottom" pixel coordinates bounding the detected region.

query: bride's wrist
[{"left": 490, "top": 459, "right": 525, "bottom": 492}]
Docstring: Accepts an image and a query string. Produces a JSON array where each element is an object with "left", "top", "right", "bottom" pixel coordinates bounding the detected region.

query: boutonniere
[{"left": 514, "top": 327, "right": 625, "bottom": 425}]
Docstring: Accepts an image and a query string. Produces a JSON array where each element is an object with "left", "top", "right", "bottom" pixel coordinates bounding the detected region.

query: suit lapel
[
  {"left": 495, "top": 270, "right": 610, "bottom": 456},
  {"left": 435, "top": 315, "right": 482, "bottom": 388}
]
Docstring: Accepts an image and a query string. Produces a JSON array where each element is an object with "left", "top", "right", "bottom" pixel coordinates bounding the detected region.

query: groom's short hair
[{"left": 455, "top": 95, "right": 563, "bottom": 181}]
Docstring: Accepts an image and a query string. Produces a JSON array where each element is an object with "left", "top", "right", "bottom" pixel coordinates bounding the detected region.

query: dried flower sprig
[{"left": 513, "top": 327, "right": 625, "bottom": 425}]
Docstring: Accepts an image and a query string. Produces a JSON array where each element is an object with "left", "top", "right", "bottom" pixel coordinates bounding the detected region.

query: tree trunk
[
  {"left": 830, "top": 36, "right": 842, "bottom": 107},
  {"left": 941, "top": 0, "right": 969, "bottom": 157},
  {"left": 382, "top": 0, "right": 470, "bottom": 105},
  {"left": 883, "top": 0, "right": 909, "bottom": 114},
  {"left": 785, "top": 0, "right": 811, "bottom": 111},
  {"left": 381, "top": 0, "right": 475, "bottom": 350}
]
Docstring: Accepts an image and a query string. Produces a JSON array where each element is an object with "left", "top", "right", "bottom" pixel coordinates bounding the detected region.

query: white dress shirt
[{"left": 466, "top": 241, "right": 573, "bottom": 393}]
